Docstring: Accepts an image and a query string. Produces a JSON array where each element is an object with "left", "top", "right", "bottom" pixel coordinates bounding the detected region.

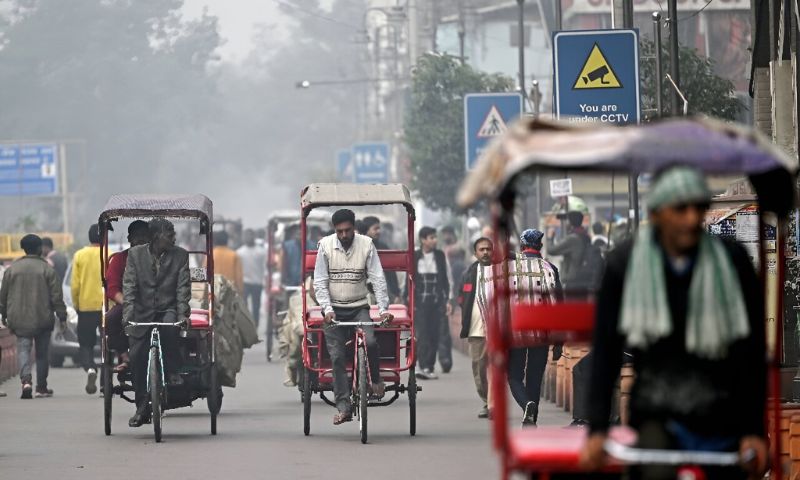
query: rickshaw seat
[
  {"left": 306, "top": 304, "right": 410, "bottom": 327},
  {"left": 190, "top": 309, "right": 211, "bottom": 329},
  {"left": 507, "top": 426, "right": 631, "bottom": 472},
  {"left": 510, "top": 302, "right": 595, "bottom": 346}
]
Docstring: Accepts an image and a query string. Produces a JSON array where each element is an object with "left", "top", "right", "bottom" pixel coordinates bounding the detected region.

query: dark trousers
[
  {"left": 572, "top": 350, "right": 593, "bottom": 421},
  {"left": 415, "top": 299, "right": 444, "bottom": 371},
  {"left": 129, "top": 326, "right": 181, "bottom": 407},
  {"left": 77, "top": 310, "right": 101, "bottom": 371},
  {"left": 243, "top": 282, "right": 262, "bottom": 328},
  {"left": 17, "top": 329, "right": 51, "bottom": 388},
  {"left": 507, "top": 346, "right": 549, "bottom": 411},
  {"left": 438, "top": 313, "right": 453, "bottom": 371},
  {"left": 105, "top": 304, "right": 129, "bottom": 353},
  {"left": 324, "top": 307, "right": 380, "bottom": 413}
]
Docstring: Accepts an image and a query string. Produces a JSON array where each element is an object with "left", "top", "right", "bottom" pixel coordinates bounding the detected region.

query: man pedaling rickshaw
[
  {"left": 579, "top": 165, "right": 769, "bottom": 480},
  {"left": 313, "top": 208, "right": 393, "bottom": 425},
  {"left": 123, "top": 219, "right": 191, "bottom": 428}
]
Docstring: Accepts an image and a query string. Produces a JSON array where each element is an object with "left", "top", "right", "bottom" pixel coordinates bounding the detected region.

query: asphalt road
[{"left": 0, "top": 343, "right": 570, "bottom": 479}]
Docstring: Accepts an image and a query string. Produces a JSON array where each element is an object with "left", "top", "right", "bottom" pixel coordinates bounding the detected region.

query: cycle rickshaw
[
  {"left": 457, "top": 117, "right": 797, "bottom": 478},
  {"left": 299, "top": 183, "right": 419, "bottom": 443},
  {"left": 98, "top": 194, "right": 222, "bottom": 442},
  {"left": 265, "top": 210, "right": 329, "bottom": 362}
]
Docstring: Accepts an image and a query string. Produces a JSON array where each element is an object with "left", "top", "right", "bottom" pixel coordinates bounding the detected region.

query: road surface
[{"left": 0, "top": 343, "right": 570, "bottom": 479}]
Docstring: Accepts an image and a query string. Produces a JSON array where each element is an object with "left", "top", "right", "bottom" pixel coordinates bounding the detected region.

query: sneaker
[
  {"left": 522, "top": 401, "right": 538, "bottom": 426},
  {"left": 0, "top": 391, "right": 7, "bottom": 397},
  {"left": 283, "top": 378, "right": 297, "bottom": 387},
  {"left": 21, "top": 383, "right": 32, "bottom": 399},
  {"left": 415, "top": 368, "right": 438, "bottom": 380},
  {"left": 441, "top": 363, "right": 452, "bottom": 374},
  {"left": 478, "top": 404, "right": 490, "bottom": 419},
  {"left": 567, "top": 418, "right": 589, "bottom": 428},
  {"left": 35, "top": 387, "right": 53, "bottom": 398},
  {"left": 86, "top": 369, "right": 98, "bottom": 395}
]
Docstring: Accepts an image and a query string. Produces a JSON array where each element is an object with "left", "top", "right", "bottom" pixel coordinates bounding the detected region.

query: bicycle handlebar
[
  {"left": 127, "top": 321, "right": 186, "bottom": 327},
  {"left": 329, "top": 320, "right": 387, "bottom": 327},
  {"left": 604, "top": 440, "right": 753, "bottom": 466}
]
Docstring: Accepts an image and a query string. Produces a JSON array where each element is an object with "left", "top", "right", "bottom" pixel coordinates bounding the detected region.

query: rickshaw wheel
[
  {"left": 103, "top": 359, "right": 113, "bottom": 436},
  {"left": 302, "top": 367, "right": 312, "bottom": 436},
  {"left": 149, "top": 347, "right": 162, "bottom": 443},
  {"left": 408, "top": 366, "right": 417, "bottom": 437},
  {"left": 358, "top": 347, "right": 368, "bottom": 444},
  {"left": 208, "top": 364, "right": 221, "bottom": 435}
]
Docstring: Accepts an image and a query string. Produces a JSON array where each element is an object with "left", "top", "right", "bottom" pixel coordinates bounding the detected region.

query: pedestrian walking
[
  {"left": 580, "top": 166, "right": 768, "bottom": 480},
  {"left": 412, "top": 226, "right": 451, "bottom": 380},
  {"left": 506, "top": 229, "right": 563, "bottom": 426},
  {"left": 41, "top": 237, "right": 68, "bottom": 284},
  {"left": 237, "top": 229, "right": 267, "bottom": 328},
  {"left": 0, "top": 234, "right": 67, "bottom": 398},
  {"left": 457, "top": 237, "right": 494, "bottom": 418},
  {"left": 71, "top": 224, "right": 104, "bottom": 395},
  {"left": 437, "top": 225, "right": 461, "bottom": 374},
  {"left": 213, "top": 230, "right": 244, "bottom": 293}
]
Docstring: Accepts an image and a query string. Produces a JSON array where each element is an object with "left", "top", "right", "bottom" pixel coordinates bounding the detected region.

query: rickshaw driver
[
  {"left": 123, "top": 218, "right": 191, "bottom": 428},
  {"left": 579, "top": 166, "right": 768, "bottom": 479},
  {"left": 313, "top": 209, "right": 393, "bottom": 425}
]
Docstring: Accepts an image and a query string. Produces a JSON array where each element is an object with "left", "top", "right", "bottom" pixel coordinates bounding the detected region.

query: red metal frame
[
  {"left": 299, "top": 192, "right": 417, "bottom": 394},
  {"left": 487, "top": 188, "right": 785, "bottom": 480}
]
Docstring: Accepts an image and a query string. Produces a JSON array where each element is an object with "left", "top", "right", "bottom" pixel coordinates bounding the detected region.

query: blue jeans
[{"left": 17, "top": 329, "right": 51, "bottom": 388}]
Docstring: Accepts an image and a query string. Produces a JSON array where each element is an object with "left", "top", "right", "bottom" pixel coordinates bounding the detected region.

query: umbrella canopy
[{"left": 458, "top": 117, "right": 797, "bottom": 216}]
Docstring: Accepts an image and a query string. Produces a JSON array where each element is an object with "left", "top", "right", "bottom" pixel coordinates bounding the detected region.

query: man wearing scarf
[{"left": 580, "top": 166, "right": 768, "bottom": 479}]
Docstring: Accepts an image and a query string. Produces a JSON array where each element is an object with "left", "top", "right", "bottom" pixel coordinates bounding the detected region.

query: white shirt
[
  {"left": 237, "top": 244, "right": 267, "bottom": 286},
  {"left": 468, "top": 288, "right": 485, "bottom": 337}
]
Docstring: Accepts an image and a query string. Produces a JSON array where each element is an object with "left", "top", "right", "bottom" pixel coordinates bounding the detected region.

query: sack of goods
[{"left": 213, "top": 275, "right": 260, "bottom": 387}]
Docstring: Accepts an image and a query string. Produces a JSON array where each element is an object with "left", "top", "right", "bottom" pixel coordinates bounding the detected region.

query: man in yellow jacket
[
  {"left": 71, "top": 224, "right": 104, "bottom": 395},
  {"left": 213, "top": 230, "right": 243, "bottom": 293}
]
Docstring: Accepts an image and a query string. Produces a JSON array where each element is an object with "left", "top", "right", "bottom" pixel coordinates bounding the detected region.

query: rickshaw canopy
[
  {"left": 99, "top": 194, "right": 213, "bottom": 222},
  {"left": 458, "top": 117, "right": 797, "bottom": 216},
  {"left": 301, "top": 183, "right": 414, "bottom": 212}
]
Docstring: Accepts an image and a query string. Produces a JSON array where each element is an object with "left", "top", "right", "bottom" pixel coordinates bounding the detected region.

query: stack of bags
[{"left": 213, "top": 275, "right": 259, "bottom": 387}]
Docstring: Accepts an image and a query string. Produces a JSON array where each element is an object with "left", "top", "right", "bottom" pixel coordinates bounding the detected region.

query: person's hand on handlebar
[
  {"left": 324, "top": 311, "right": 336, "bottom": 325},
  {"left": 579, "top": 432, "right": 608, "bottom": 471},
  {"left": 739, "top": 435, "right": 768, "bottom": 479},
  {"left": 379, "top": 311, "right": 394, "bottom": 326}
]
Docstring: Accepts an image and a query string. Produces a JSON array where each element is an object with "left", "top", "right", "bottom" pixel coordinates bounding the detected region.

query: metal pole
[
  {"left": 458, "top": 7, "right": 466, "bottom": 65},
  {"left": 59, "top": 143, "right": 69, "bottom": 235},
  {"left": 653, "top": 12, "right": 663, "bottom": 118},
  {"left": 517, "top": 0, "right": 527, "bottom": 106},
  {"left": 555, "top": 0, "right": 563, "bottom": 30},
  {"left": 667, "top": 0, "right": 680, "bottom": 115},
  {"left": 622, "top": 0, "right": 639, "bottom": 229},
  {"left": 622, "top": 0, "right": 634, "bottom": 28}
]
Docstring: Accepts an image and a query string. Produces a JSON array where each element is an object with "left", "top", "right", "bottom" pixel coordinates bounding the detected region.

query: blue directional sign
[
  {"left": 352, "top": 142, "right": 390, "bottom": 184},
  {"left": 336, "top": 149, "right": 353, "bottom": 181},
  {"left": 464, "top": 93, "right": 523, "bottom": 170},
  {"left": 553, "top": 29, "right": 640, "bottom": 124},
  {"left": 0, "top": 144, "right": 59, "bottom": 196}
]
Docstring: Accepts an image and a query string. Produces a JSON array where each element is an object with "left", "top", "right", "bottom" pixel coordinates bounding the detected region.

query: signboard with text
[
  {"left": 0, "top": 144, "right": 58, "bottom": 196},
  {"left": 464, "top": 93, "right": 523, "bottom": 170},
  {"left": 352, "top": 142, "right": 390, "bottom": 184},
  {"left": 553, "top": 29, "right": 640, "bottom": 125}
]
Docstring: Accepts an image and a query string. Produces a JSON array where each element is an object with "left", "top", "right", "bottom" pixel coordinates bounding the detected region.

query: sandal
[
  {"left": 370, "top": 382, "right": 386, "bottom": 399},
  {"left": 333, "top": 411, "right": 352, "bottom": 425}
]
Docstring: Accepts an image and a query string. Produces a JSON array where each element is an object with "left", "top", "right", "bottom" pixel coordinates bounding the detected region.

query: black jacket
[
  {"left": 588, "top": 239, "right": 766, "bottom": 438},
  {"left": 410, "top": 248, "right": 449, "bottom": 304},
  {"left": 123, "top": 244, "right": 191, "bottom": 338},
  {"left": 457, "top": 261, "right": 480, "bottom": 339}
]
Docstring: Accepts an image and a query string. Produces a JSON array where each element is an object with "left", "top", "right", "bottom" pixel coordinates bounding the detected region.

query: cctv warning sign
[
  {"left": 553, "top": 29, "right": 640, "bottom": 125},
  {"left": 573, "top": 44, "right": 621, "bottom": 89}
]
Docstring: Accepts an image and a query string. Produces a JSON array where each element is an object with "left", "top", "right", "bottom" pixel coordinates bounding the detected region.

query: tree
[
  {"left": 404, "top": 54, "right": 514, "bottom": 211},
  {"left": 639, "top": 39, "right": 742, "bottom": 120}
]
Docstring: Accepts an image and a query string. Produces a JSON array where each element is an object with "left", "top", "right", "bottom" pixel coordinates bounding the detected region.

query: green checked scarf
[{"left": 619, "top": 167, "right": 750, "bottom": 359}]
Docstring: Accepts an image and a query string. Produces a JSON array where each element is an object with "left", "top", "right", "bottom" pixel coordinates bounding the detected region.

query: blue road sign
[
  {"left": 352, "top": 142, "right": 390, "bottom": 184},
  {"left": 336, "top": 149, "right": 353, "bottom": 181},
  {"left": 553, "top": 29, "right": 640, "bottom": 125},
  {"left": 464, "top": 93, "right": 523, "bottom": 170},
  {"left": 0, "top": 144, "right": 58, "bottom": 196}
]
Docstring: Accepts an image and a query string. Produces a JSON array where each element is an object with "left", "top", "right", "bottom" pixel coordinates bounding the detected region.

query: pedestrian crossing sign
[
  {"left": 573, "top": 43, "right": 622, "bottom": 89},
  {"left": 476, "top": 106, "right": 508, "bottom": 138}
]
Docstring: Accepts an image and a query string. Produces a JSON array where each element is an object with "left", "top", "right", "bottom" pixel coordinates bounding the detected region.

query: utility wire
[
  {"left": 679, "top": 0, "right": 714, "bottom": 21},
  {"left": 269, "top": 0, "right": 365, "bottom": 31}
]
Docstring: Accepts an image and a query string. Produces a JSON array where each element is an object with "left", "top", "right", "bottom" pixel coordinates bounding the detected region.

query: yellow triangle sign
[{"left": 573, "top": 43, "right": 622, "bottom": 89}]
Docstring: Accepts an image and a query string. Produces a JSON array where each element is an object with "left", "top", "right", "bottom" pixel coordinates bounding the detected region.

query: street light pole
[
  {"left": 667, "top": 0, "right": 681, "bottom": 115},
  {"left": 517, "top": 0, "right": 527, "bottom": 106},
  {"left": 653, "top": 12, "right": 664, "bottom": 118}
]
